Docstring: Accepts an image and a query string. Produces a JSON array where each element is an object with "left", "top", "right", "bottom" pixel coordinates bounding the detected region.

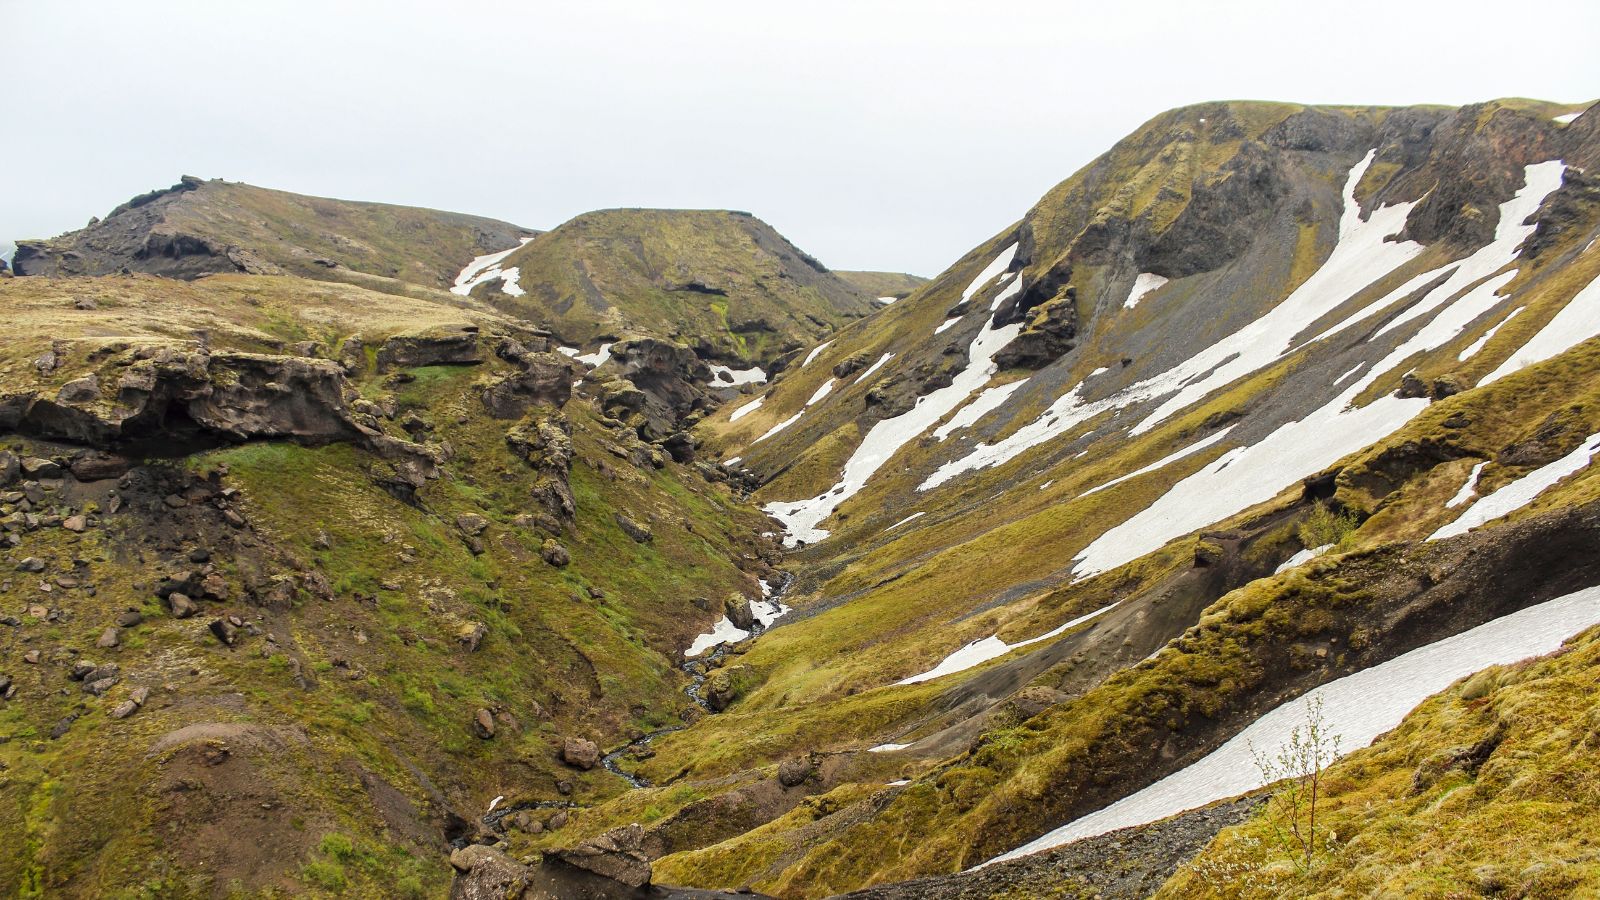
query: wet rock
[
  {"left": 472, "top": 707, "right": 496, "bottom": 739},
  {"left": 20, "top": 458, "right": 62, "bottom": 479},
  {"left": 551, "top": 823, "right": 658, "bottom": 888},
  {"left": 614, "top": 513, "right": 653, "bottom": 543},
  {"left": 561, "top": 736, "right": 600, "bottom": 770}
]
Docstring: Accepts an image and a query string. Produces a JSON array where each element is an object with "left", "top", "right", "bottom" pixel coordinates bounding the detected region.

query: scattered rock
[
  {"left": 20, "top": 458, "right": 62, "bottom": 479},
  {"left": 208, "top": 618, "right": 239, "bottom": 646},
  {"left": 541, "top": 539, "right": 570, "bottom": 567},
  {"left": 615, "top": 513, "right": 653, "bottom": 543},
  {"left": 62, "top": 515, "right": 87, "bottom": 533},
  {"left": 458, "top": 621, "right": 489, "bottom": 652},
  {"left": 16, "top": 557, "right": 46, "bottom": 573},
  {"left": 456, "top": 513, "right": 489, "bottom": 537},
  {"left": 472, "top": 707, "right": 496, "bottom": 739},
  {"left": 168, "top": 593, "right": 198, "bottom": 618},
  {"left": 23, "top": 650, "right": 41, "bottom": 664},
  {"left": 561, "top": 736, "right": 600, "bottom": 770},
  {"left": 110, "top": 699, "right": 139, "bottom": 719},
  {"left": 725, "top": 596, "right": 755, "bottom": 631},
  {"left": 96, "top": 626, "right": 121, "bottom": 649},
  {"left": 116, "top": 610, "right": 144, "bottom": 628},
  {"left": 447, "top": 844, "right": 529, "bottom": 900}
]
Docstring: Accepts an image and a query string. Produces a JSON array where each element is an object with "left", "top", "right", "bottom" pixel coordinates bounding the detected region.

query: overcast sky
[{"left": 4, "top": 0, "right": 1596, "bottom": 275}]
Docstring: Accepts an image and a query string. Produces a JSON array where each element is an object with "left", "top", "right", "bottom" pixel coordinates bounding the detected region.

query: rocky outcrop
[
  {"left": 994, "top": 286, "right": 1078, "bottom": 369},
  {"left": 602, "top": 338, "right": 714, "bottom": 442},
  {"left": 551, "top": 823, "right": 660, "bottom": 888},
  {"left": 506, "top": 413, "right": 575, "bottom": 527},
  {"left": 480, "top": 343, "right": 576, "bottom": 419},
  {"left": 375, "top": 327, "right": 483, "bottom": 371},
  {"left": 448, "top": 845, "right": 529, "bottom": 900}
]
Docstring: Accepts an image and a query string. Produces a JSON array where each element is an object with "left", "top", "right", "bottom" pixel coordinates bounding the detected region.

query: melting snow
[
  {"left": 801, "top": 341, "right": 834, "bottom": 368},
  {"left": 1068, "top": 160, "right": 1566, "bottom": 578},
  {"left": 557, "top": 346, "right": 581, "bottom": 358},
  {"left": 710, "top": 364, "right": 768, "bottom": 386},
  {"left": 730, "top": 397, "right": 764, "bottom": 422},
  {"left": 575, "top": 343, "right": 614, "bottom": 368},
  {"left": 1430, "top": 433, "right": 1600, "bottom": 541},
  {"left": 988, "top": 584, "right": 1600, "bottom": 864},
  {"left": 723, "top": 456, "right": 742, "bottom": 467},
  {"left": 887, "top": 511, "right": 926, "bottom": 530},
  {"left": 1079, "top": 427, "right": 1235, "bottom": 499},
  {"left": 877, "top": 295, "right": 899, "bottom": 305},
  {"left": 1554, "top": 112, "right": 1582, "bottom": 124},
  {"left": 869, "top": 743, "right": 909, "bottom": 753},
  {"left": 854, "top": 352, "right": 894, "bottom": 385},
  {"left": 1273, "top": 544, "right": 1333, "bottom": 574},
  {"left": 1480, "top": 272, "right": 1600, "bottom": 385},
  {"left": 450, "top": 237, "right": 533, "bottom": 296},
  {"left": 764, "top": 245, "right": 1024, "bottom": 545},
  {"left": 488, "top": 795, "right": 504, "bottom": 812},
  {"left": 1122, "top": 273, "right": 1169, "bottom": 309},
  {"left": 753, "top": 412, "right": 804, "bottom": 444},
  {"left": 934, "top": 318, "right": 960, "bottom": 335},
  {"left": 808, "top": 379, "right": 837, "bottom": 406},
  {"left": 686, "top": 617, "right": 750, "bottom": 657},
  {"left": 1458, "top": 306, "right": 1524, "bottom": 361},
  {"left": 896, "top": 603, "right": 1115, "bottom": 685},
  {"left": 887, "top": 779, "right": 911, "bottom": 786},
  {"left": 1446, "top": 462, "right": 1487, "bottom": 508}
]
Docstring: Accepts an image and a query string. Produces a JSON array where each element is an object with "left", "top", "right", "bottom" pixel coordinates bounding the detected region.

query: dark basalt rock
[
  {"left": 995, "top": 286, "right": 1078, "bottom": 369},
  {"left": 604, "top": 338, "right": 713, "bottom": 442},
  {"left": 375, "top": 327, "right": 483, "bottom": 371}
]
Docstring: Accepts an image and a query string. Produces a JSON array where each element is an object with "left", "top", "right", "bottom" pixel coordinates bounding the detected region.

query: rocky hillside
[
  {"left": 459, "top": 209, "right": 879, "bottom": 368},
  {"left": 6, "top": 93, "right": 1600, "bottom": 900},
  {"left": 11, "top": 176, "right": 534, "bottom": 290}
]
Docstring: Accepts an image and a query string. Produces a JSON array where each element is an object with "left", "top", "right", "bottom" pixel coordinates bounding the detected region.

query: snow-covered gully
[{"left": 985, "top": 583, "right": 1600, "bottom": 866}]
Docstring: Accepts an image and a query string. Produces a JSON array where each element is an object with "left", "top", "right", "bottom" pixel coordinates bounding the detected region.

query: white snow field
[
  {"left": 1066, "top": 159, "right": 1566, "bottom": 578},
  {"left": 1078, "top": 427, "right": 1236, "bottom": 499},
  {"left": 1430, "top": 432, "right": 1600, "bottom": 541},
  {"left": 752, "top": 412, "right": 804, "bottom": 445},
  {"left": 575, "top": 343, "right": 613, "bottom": 368},
  {"left": 685, "top": 616, "right": 749, "bottom": 657},
  {"left": 729, "top": 397, "right": 764, "bottom": 422},
  {"left": 988, "top": 584, "right": 1600, "bottom": 865},
  {"left": 1554, "top": 112, "right": 1582, "bottom": 124},
  {"left": 710, "top": 364, "right": 768, "bottom": 386},
  {"left": 450, "top": 237, "right": 533, "bottom": 296},
  {"left": 1480, "top": 272, "right": 1600, "bottom": 385},
  {"left": 1458, "top": 306, "right": 1522, "bottom": 361},
  {"left": 895, "top": 603, "right": 1116, "bottom": 686},
  {"left": 854, "top": 353, "right": 894, "bottom": 385},
  {"left": 764, "top": 244, "right": 1024, "bottom": 545},
  {"left": 801, "top": 340, "right": 834, "bottom": 368},
  {"left": 1122, "top": 273, "right": 1169, "bottom": 309}
]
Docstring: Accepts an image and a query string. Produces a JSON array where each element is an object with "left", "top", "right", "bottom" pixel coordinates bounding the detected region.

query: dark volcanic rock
[
  {"left": 375, "top": 328, "right": 483, "bottom": 371},
  {"left": 551, "top": 823, "right": 659, "bottom": 888}
]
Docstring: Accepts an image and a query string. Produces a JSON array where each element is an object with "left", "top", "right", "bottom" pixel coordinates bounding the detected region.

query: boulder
[
  {"left": 561, "top": 736, "right": 600, "bottom": 770},
  {"left": 457, "top": 621, "right": 489, "bottom": 652},
  {"left": 480, "top": 351, "right": 575, "bottom": 419},
  {"left": 472, "top": 707, "right": 497, "bottom": 739},
  {"left": 20, "top": 457, "right": 62, "bottom": 478},
  {"left": 375, "top": 327, "right": 482, "bottom": 371},
  {"left": 455, "top": 514, "right": 489, "bottom": 537},
  {"left": 62, "top": 515, "right": 87, "bottom": 533},
  {"left": 551, "top": 823, "right": 658, "bottom": 888},
  {"left": 167, "top": 592, "right": 198, "bottom": 618},
  {"left": 57, "top": 375, "right": 102, "bottom": 404},
  {"left": 724, "top": 596, "right": 755, "bottom": 631},
  {"left": 95, "top": 626, "right": 121, "bottom": 649},
  {"left": 777, "top": 755, "right": 815, "bottom": 787},
  {"left": 68, "top": 451, "right": 131, "bottom": 481},
  {"left": 448, "top": 844, "right": 529, "bottom": 900},
  {"left": 208, "top": 617, "right": 239, "bottom": 646},
  {"left": 541, "top": 539, "right": 570, "bottom": 567},
  {"left": 614, "top": 513, "right": 653, "bottom": 543}
]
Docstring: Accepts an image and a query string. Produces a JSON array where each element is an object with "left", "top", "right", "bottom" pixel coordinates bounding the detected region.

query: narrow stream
[{"left": 600, "top": 572, "right": 793, "bottom": 788}]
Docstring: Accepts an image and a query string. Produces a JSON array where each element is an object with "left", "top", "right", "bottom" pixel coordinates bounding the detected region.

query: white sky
[{"left": 3, "top": 0, "right": 1596, "bottom": 274}]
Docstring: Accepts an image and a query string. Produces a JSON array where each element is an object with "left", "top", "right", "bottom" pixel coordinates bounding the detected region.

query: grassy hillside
[
  {"left": 12, "top": 177, "right": 532, "bottom": 289},
  {"left": 466, "top": 208, "right": 876, "bottom": 364}
]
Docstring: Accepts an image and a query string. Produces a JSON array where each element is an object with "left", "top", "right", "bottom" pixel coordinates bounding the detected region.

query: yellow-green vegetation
[
  {"left": 832, "top": 270, "right": 929, "bottom": 299},
  {"left": 1159, "top": 624, "right": 1600, "bottom": 898},
  {"left": 481, "top": 208, "right": 874, "bottom": 362},
  {"left": 0, "top": 272, "right": 783, "bottom": 896}
]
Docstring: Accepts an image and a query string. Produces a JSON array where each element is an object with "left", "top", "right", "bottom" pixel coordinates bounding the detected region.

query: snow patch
[
  {"left": 685, "top": 617, "right": 750, "bottom": 657},
  {"left": 1446, "top": 462, "right": 1487, "bottom": 508},
  {"left": 1554, "top": 112, "right": 1582, "bottom": 124},
  {"left": 730, "top": 397, "right": 764, "bottom": 422},
  {"left": 1273, "top": 544, "right": 1333, "bottom": 574},
  {"left": 1459, "top": 307, "right": 1523, "bottom": 361},
  {"left": 807, "top": 379, "right": 837, "bottom": 406},
  {"left": 1430, "top": 433, "right": 1600, "bottom": 541},
  {"left": 869, "top": 743, "right": 909, "bottom": 753},
  {"left": 722, "top": 456, "right": 742, "bottom": 467},
  {"left": 710, "top": 364, "right": 768, "bottom": 386},
  {"left": 1079, "top": 427, "right": 1235, "bottom": 499},
  {"left": 987, "top": 584, "right": 1600, "bottom": 864},
  {"left": 801, "top": 341, "right": 834, "bottom": 368},
  {"left": 1480, "top": 272, "right": 1600, "bottom": 384},
  {"left": 887, "top": 511, "right": 925, "bottom": 530},
  {"left": 450, "top": 237, "right": 533, "bottom": 296},
  {"left": 1122, "top": 273, "right": 1169, "bottom": 309},
  {"left": 752, "top": 411, "right": 803, "bottom": 444},
  {"left": 896, "top": 603, "right": 1115, "bottom": 685},
  {"left": 854, "top": 353, "right": 894, "bottom": 385},
  {"left": 575, "top": 343, "right": 613, "bottom": 368},
  {"left": 934, "top": 318, "right": 960, "bottom": 335}
]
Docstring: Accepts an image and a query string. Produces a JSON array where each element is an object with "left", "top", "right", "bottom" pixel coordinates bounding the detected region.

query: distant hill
[
  {"left": 458, "top": 208, "right": 877, "bottom": 365},
  {"left": 833, "top": 270, "right": 928, "bottom": 300},
  {"left": 12, "top": 176, "right": 533, "bottom": 288}
]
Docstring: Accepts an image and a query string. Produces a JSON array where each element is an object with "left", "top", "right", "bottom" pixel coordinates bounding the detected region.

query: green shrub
[{"left": 1298, "top": 502, "right": 1359, "bottom": 550}]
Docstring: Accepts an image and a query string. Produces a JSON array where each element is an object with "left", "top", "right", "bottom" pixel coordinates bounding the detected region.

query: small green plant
[
  {"left": 301, "top": 859, "right": 345, "bottom": 891},
  {"left": 1298, "top": 502, "right": 1359, "bottom": 551},
  {"left": 1250, "top": 695, "right": 1342, "bottom": 873}
]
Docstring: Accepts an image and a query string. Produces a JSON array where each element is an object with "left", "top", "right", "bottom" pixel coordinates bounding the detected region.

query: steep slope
[
  {"left": 0, "top": 272, "right": 787, "bottom": 896},
  {"left": 12, "top": 176, "right": 533, "bottom": 290},
  {"left": 832, "top": 271, "right": 928, "bottom": 302},
  {"left": 456, "top": 209, "right": 877, "bottom": 367},
  {"left": 559, "top": 97, "right": 1600, "bottom": 895}
]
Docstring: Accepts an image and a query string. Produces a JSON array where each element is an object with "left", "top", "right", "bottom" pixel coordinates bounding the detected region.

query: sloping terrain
[
  {"left": 11, "top": 177, "right": 534, "bottom": 290},
  {"left": 561, "top": 97, "right": 1600, "bottom": 896},
  {"left": 0, "top": 272, "right": 789, "bottom": 897},
  {"left": 460, "top": 209, "right": 877, "bottom": 366},
  {"left": 831, "top": 271, "right": 928, "bottom": 302}
]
